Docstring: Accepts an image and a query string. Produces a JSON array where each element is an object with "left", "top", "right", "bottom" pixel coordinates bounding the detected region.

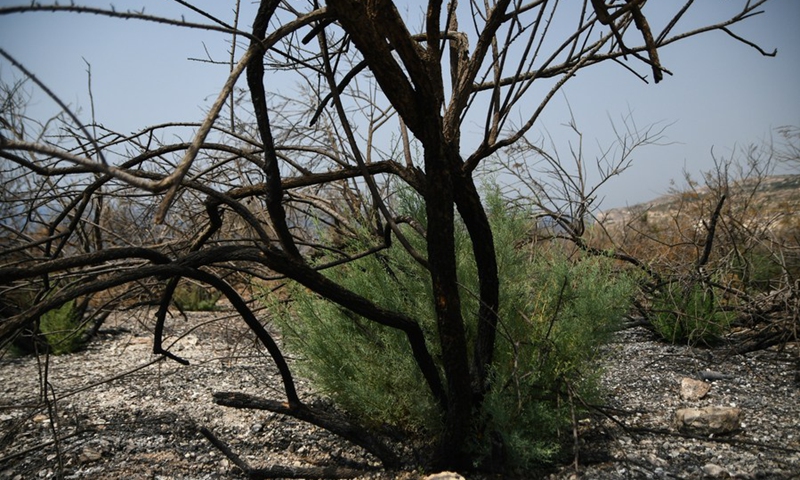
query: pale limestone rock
[
  {"left": 78, "top": 447, "right": 103, "bottom": 463},
  {"left": 681, "top": 377, "right": 711, "bottom": 400},
  {"left": 675, "top": 406, "right": 742, "bottom": 434},
  {"left": 424, "top": 473, "right": 466, "bottom": 480},
  {"left": 702, "top": 463, "right": 731, "bottom": 478}
]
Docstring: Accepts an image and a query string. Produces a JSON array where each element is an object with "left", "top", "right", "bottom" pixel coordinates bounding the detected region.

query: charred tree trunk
[{"left": 423, "top": 140, "right": 473, "bottom": 469}]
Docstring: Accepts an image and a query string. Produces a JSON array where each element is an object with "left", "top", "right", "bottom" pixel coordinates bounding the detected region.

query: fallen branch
[
  {"left": 624, "top": 426, "right": 800, "bottom": 455},
  {"left": 247, "top": 465, "right": 365, "bottom": 479},
  {"left": 212, "top": 391, "right": 401, "bottom": 468},
  {"left": 0, "top": 429, "right": 92, "bottom": 465},
  {"left": 200, "top": 427, "right": 365, "bottom": 479}
]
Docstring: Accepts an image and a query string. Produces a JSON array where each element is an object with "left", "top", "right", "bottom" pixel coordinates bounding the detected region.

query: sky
[{"left": 1, "top": 1, "right": 798, "bottom": 210}]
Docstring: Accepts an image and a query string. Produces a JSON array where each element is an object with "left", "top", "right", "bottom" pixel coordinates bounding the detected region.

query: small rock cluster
[
  {"left": 552, "top": 327, "right": 800, "bottom": 479},
  {"left": 676, "top": 378, "right": 742, "bottom": 435},
  {"left": 0, "top": 312, "right": 798, "bottom": 479}
]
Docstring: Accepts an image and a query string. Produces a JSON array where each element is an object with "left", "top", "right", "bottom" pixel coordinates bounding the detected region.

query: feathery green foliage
[
  {"left": 173, "top": 283, "right": 221, "bottom": 312},
  {"left": 40, "top": 300, "right": 86, "bottom": 355},
  {"left": 271, "top": 185, "right": 637, "bottom": 468},
  {"left": 650, "top": 281, "right": 735, "bottom": 345}
]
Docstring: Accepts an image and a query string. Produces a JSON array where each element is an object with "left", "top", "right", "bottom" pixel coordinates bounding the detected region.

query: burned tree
[{"left": 0, "top": 0, "right": 776, "bottom": 473}]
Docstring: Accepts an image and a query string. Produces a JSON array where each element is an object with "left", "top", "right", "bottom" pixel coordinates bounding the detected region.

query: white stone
[
  {"left": 424, "top": 472, "right": 466, "bottom": 480},
  {"left": 675, "top": 407, "right": 742, "bottom": 434},
  {"left": 702, "top": 463, "right": 731, "bottom": 478},
  {"left": 680, "top": 377, "right": 711, "bottom": 400}
]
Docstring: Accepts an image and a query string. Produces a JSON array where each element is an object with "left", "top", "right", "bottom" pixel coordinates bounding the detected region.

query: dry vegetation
[
  {"left": 593, "top": 165, "right": 800, "bottom": 350},
  {"left": 2, "top": 1, "right": 797, "bottom": 477}
]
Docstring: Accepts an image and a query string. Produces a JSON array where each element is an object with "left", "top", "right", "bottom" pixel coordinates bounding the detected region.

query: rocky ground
[{"left": 1, "top": 309, "right": 798, "bottom": 479}]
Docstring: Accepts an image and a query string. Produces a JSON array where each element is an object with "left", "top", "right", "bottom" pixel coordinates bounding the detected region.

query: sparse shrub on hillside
[
  {"left": 172, "top": 283, "right": 221, "bottom": 312},
  {"left": 39, "top": 300, "right": 88, "bottom": 355},
  {"left": 592, "top": 132, "right": 800, "bottom": 347},
  {"left": 272, "top": 188, "right": 637, "bottom": 469},
  {"left": 1, "top": 290, "right": 90, "bottom": 356},
  {"left": 650, "top": 280, "right": 735, "bottom": 345}
]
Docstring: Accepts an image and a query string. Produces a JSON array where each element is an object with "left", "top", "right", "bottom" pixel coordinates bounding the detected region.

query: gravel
[
  {"left": 557, "top": 326, "right": 800, "bottom": 479},
  {"left": 1, "top": 310, "right": 798, "bottom": 479}
]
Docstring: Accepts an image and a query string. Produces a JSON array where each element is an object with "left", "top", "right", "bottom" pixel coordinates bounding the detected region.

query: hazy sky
[{"left": 1, "top": 1, "right": 798, "bottom": 209}]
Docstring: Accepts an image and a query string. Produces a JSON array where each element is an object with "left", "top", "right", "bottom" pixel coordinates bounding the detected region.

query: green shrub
[
  {"left": 650, "top": 281, "right": 735, "bottom": 345},
  {"left": 271, "top": 187, "right": 637, "bottom": 469},
  {"left": 1, "top": 292, "right": 87, "bottom": 356},
  {"left": 477, "top": 240, "right": 637, "bottom": 467},
  {"left": 271, "top": 228, "right": 443, "bottom": 434},
  {"left": 40, "top": 300, "right": 86, "bottom": 355},
  {"left": 173, "top": 283, "right": 220, "bottom": 311}
]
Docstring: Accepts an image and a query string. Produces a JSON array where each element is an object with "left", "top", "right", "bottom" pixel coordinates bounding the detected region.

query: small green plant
[
  {"left": 650, "top": 281, "right": 735, "bottom": 345},
  {"left": 40, "top": 300, "right": 86, "bottom": 355},
  {"left": 172, "top": 283, "right": 220, "bottom": 311},
  {"left": 271, "top": 186, "right": 637, "bottom": 470}
]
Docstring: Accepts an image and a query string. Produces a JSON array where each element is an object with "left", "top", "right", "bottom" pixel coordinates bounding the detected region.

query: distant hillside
[{"left": 598, "top": 174, "right": 800, "bottom": 232}]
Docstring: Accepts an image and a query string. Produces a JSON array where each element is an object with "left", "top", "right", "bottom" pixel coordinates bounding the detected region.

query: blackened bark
[
  {"left": 697, "top": 194, "right": 727, "bottom": 272},
  {"left": 0, "top": 247, "right": 171, "bottom": 282},
  {"left": 321, "top": 0, "right": 476, "bottom": 466},
  {"left": 180, "top": 269, "right": 302, "bottom": 406},
  {"left": 248, "top": 0, "right": 301, "bottom": 258},
  {"left": 424, "top": 142, "right": 473, "bottom": 470},
  {"left": 453, "top": 172, "right": 500, "bottom": 398},
  {"left": 326, "top": 0, "right": 423, "bottom": 136}
]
